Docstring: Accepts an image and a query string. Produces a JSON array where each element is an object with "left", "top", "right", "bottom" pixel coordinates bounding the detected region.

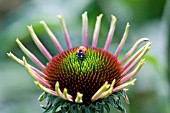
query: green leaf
[
  {"left": 104, "top": 103, "right": 111, "bottom": 113},
  {"left": 61, "top": 106, "right": 67, "bottom": 113},
  {"left": 85, "top": 107, "right": 90, "bottom": 113},
  {"left": 43, "top": 103, "right": 53, "bottom": 113},
  {"left": 52, "top": 100, "right": 64, "bottom": 113},
  {"left": 69, "top": 105, "right": 75, "bottom": 113},
  {"left": 38, "top": 92, "right": 47, "bottom": 101}
]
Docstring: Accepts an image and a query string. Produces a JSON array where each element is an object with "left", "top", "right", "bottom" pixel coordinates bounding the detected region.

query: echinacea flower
[{"left": 8, "top": 12, "right": 151, "bottom": 113}]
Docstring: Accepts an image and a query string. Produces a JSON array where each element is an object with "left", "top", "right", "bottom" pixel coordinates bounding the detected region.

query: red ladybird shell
[{"left": 76, "top": 46, "right": 88, "bottom": 55}]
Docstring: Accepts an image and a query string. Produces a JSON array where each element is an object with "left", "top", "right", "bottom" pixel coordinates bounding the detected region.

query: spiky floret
[
  {"left": 44, "top": 47, "right": 122, "bottom": 103},
  {"left": 7, "top": 12, "right": 151, "bottom": 113}
]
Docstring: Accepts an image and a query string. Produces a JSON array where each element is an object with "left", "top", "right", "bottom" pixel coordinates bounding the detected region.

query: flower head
[{"left": 8, "top": 12, "right": 151, "bottom": 113}]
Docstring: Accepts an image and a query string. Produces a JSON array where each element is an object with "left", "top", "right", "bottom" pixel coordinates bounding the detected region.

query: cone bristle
[{"left": 44, "top": 47, "right": 123, "bottom": 103}]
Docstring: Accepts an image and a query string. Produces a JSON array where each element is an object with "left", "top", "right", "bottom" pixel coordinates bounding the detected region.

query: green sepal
[
  {"left": 39, "top": 90, "right": 127, "bottom": 113},
  {"left": 118, "top": 90, "right": 130, "bottom": 104},
  {"left": 38, "top": 92, "right": 48, "bottom": 101},
  {"left": 52, "top": 98, "right": 66, "bottom": 113}
]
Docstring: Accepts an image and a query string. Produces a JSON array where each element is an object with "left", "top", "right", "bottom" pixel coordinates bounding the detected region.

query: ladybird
[{"left": 76, "top": 46, "right": 88, "bottom": 58}]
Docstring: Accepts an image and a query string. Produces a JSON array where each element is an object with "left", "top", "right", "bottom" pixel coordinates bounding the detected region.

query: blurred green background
[{"left": 0, "top": 0, "right": 169, "bottom": 113}]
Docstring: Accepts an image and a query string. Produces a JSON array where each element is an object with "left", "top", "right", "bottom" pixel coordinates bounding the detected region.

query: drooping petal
[
  {"left": 7, "top": 52, "right": 46, "bottom": 76},
  {"left": 91, "top": 81, "right": 110, "bottom": 102},
  {"left": 7, "top": 52, "right": 47, "bottom": 78},
  {"left": 7, "top": 52, "right": 24, "bottom": 65},
  {"left": 104, "top": 15, "right": 117, "bottom": 51},
  {"left": 34, "top": 81, "right": 58, "bottom": 96},
  {"left": 119, "top": 59, "right": 145, "bottom": 84},
  {"left": 114, "top": 23, "right": 130, "bottom": 57},
  {"left": 16, "top": 38, "right": 45, "bottom": 69},
  {"left": 122, "top": 42, "right": 151, "bottom": 76},
  {"left": 27, "top": 25, "right": 52, "bottom": 60},
  {"left": 22, "top": 57, "right": 50, "bottom": 88},
  {"left": 82, "top": 12, "right": 88, "bottom": 46},
  {"left": 75, "top": 92, "right": 83, "bottom": 103},
  {"left": 99, "top": 79, "right": 116, "bottom": 99},
  {"left": 58, "top": 15, "right": 72, "bottom": 49},
  {"left": 55, "top": 81, "right": 66, "bottom": 100},
  {"left": 63, "top": 88, "right": 73, "bottom": 102},
  {"left": 92, "top": 14, "right": 103, "bottom": 48},
  {"left": 122, "top": 46, "right": 145, "bottom": 71},
  {"left": 44, "top": 84, "right": 73, "bottom": 102},
  {"left": 121, "top": 38, "right": 149, "bottom": 63},
  {"left": 40, "top": 21, "right": 63, "bottom": 53},
  {"left": 113, "top": 79, "right": 137, "bottom": 93}
]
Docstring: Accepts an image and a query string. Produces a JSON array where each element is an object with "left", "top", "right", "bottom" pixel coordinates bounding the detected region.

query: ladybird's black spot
[{"left": 76, "top": 50, "right": 85, "bottom": 59}]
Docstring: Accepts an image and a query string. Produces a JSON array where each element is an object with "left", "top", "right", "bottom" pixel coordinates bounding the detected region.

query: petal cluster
[{"left": 8, "top": 12, "right": 151, "bottom": 104}]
